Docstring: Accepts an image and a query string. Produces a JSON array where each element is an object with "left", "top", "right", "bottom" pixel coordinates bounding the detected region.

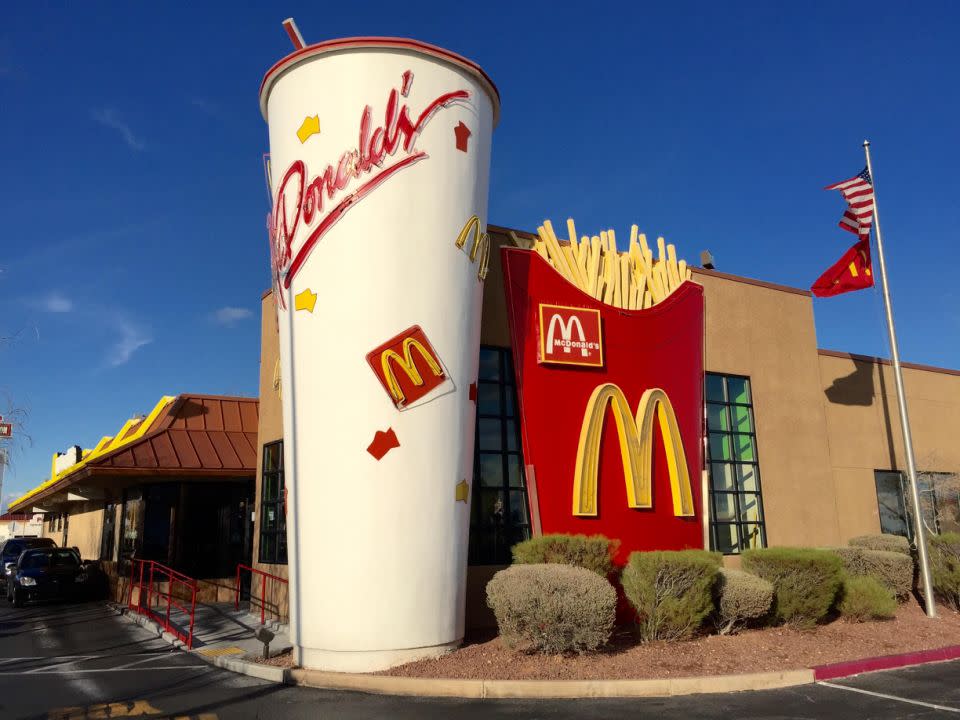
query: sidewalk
[{"left": 119, "top": 600, "right": 291, "bottom": 682}]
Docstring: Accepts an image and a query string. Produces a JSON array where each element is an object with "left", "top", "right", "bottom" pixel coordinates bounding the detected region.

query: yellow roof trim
[{"left": 9, "top": 395, "right": 177, "bottom": 509}]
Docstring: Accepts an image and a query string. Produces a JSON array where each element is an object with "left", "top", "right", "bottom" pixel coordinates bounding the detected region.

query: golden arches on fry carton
[{"left": 572, "top": 384, "right": 694, "bottom": 518}]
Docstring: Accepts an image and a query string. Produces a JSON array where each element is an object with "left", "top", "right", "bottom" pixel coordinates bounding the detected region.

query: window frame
[
  {"left": 469, "top": 345, "right": 531, "bottom": 565},
  {"left": 258, "top": 440, "right": 288, "bottom": 565},
  {"left": 705, "top": 372, "right": 767, "bottom": 554}
]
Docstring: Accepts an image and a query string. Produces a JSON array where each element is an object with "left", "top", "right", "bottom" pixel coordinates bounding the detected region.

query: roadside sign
[{"left": 0, "top": 422, "right": 11, "bottom": 438}]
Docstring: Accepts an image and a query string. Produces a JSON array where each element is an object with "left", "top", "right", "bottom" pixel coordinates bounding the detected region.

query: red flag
[{"left": 811, "top": 238, "right": 874, "bottom": 298}]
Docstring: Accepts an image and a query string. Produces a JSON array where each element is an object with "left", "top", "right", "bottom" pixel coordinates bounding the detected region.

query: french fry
[{"left": 667, "top": 243, "right": 681, "bottom": 290}]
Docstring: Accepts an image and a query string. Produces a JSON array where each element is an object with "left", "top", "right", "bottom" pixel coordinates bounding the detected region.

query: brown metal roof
[
  {"left": 9, "top": 395, "right": 258, "bottom": 512},
  {"left": 96, "top": 395, "right": 259, "bottom": 471}
]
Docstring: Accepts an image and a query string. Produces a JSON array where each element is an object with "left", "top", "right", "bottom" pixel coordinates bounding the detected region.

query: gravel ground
[{"left": 381, "top": 601, "right": 960, "bottom": 680}]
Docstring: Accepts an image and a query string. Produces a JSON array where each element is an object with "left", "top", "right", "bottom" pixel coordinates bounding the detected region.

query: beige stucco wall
[
  {"left": 819, "top": 352, "right": 960, "bottom": 541},
  {"left": 693, "top": 270, "right": 843, "bottom": 548},
  {"left": 64, "top": 502, "right": 105, "bottom": 559},
  {"left": 253, "top": 291, "right": 289, "bottom": 620}
]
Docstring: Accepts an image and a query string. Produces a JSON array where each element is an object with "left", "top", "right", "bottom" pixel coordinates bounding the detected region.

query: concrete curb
[
  {"left": 287, "top": 668, "right": 815, "bottom": 698},
  {"left": 112, "top": 604, "right": 960, "bottom": 698}
]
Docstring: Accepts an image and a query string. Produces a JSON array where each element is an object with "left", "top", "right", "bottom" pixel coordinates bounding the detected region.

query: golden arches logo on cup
[
  {"left": 454, "top": 214, "right": 490, "bottom": 281},
  {"left": 367, "top": 325, "right": 447, "bottom": 410},
  {"left": 538, "top": 304, "right": 604, "bottom": 367},
  {"left": 572, "top": 383, "right": 694, "bottom": 517}
]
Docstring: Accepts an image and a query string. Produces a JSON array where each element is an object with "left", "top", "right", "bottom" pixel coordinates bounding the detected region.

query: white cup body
[{"left": 262, "top": 40, "right": 497, "bottom": 672}]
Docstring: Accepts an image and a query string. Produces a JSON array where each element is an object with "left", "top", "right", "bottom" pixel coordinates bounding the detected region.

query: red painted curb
[{"left": 813, "top": 645, "right": 960, "bottom": 680}]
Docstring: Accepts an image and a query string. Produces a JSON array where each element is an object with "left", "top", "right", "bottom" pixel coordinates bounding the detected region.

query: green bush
[
  {"left": 486, "top": 564, "right": 616, "bottom": 654},
  {"left": 715, "top": 568, "right": 774, "bottom": 635},
  {"left": 621, "top": 550, "right": 721, "bottom": 641},
  {"left": 511, "top": 534, "right": 620, "bottom": 577},
  {"left": 849, "top": 534, "right": 911, "bottom": 556},
  {"left": 839, "top": 576, "right": 897, "bottom": 622},
  {"left": 830, "top": 547, "right": 913, "bottom": 601},
  {"left": 928, "top": 532, "right": 960, "bottom": 610},
  {"left": 741, "top": 547, "right": 843, "bottom": 627}
]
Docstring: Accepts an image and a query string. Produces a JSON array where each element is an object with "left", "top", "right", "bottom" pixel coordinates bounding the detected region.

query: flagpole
[{"left": 863, "top": 140, "right": 937, "bottom": 618}]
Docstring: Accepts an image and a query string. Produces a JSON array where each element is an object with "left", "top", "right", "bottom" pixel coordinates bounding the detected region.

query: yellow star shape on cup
[
  {"left": 295, "top": 288, "right": 317, "bottom": 313},
  {"left": 455, "top": 479, "right": 469, "bottom": 503}
]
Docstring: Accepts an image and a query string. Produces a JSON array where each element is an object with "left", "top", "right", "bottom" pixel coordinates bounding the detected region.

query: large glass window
[
  {"left": 469, "top": 346, "right": 531, "bottom": 564},
  {"left": 259, "top": 441, "right": 287, "bottom": 565},
  {"left": 706, "top": 373, "right": 766, "bottom": 553}
]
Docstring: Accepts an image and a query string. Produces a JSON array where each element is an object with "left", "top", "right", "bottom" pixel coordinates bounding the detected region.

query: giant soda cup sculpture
[{"left": 260, "top": 37, "right": 499, "bottom": 671}]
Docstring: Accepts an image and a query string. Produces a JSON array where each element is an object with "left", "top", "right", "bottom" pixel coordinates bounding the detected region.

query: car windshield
[
  {"left": 3, "top": 538, "right": 55, "bottom": 560},
  {"left": 19, "top": 552, "right": 50, "bottom": 570},
  {"left": 50, "top": 550, "right": 80, "bottom": 568}
]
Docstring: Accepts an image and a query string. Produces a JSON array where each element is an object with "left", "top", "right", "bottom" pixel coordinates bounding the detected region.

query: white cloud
[
  {"left": 191, "top": 98, "right": 218, "bottom": 115},
  {"left": 106, "top": 319, "right": 152, "bottom": 367},
  {"left": 91, "top": 108, "right": 145, "bottom": 151},
  {"left": 40, "top": 292, "right": 73, "bottom": 313},
  {"left": 211, "top": 306, "right": 253, "bottom": 327}
]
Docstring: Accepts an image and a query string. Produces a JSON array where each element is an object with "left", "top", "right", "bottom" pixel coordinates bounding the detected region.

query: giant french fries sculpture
[{"left": 515, "top": 219, "right": 694, "bottom": 310}]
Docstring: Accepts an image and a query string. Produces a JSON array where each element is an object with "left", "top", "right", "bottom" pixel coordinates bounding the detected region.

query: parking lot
[{"left": 2, "top": 597, "right": 960, "bottom": 719}]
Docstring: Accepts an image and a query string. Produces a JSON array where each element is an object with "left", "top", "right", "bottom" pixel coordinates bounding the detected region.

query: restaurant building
[
  {"left": 8, "top": 394, "right": 259, "bottom": 602},
  {"left": 8, "top": 231, "right": 959, "bottom": 628},
  {"left": 250, "top": 228, "right": 960, "bottom": 626}
]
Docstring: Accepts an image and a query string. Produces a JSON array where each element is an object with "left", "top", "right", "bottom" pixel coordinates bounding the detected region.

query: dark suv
[{"left": 1, "top": 537, "right": 57, "bottom": 596}]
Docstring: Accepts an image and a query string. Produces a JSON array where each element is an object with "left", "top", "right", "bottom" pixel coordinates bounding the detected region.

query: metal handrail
[
  {"left": 128, "top": 559, "right": 199, "bottom": 649},
  {"left": 235, "top": 563, "right": 288, "bottom": 625}
]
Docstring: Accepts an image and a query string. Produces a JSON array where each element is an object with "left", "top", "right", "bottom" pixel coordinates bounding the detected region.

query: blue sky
[{"left": 1, "top": 2, "right": 958, "bottom": 508}]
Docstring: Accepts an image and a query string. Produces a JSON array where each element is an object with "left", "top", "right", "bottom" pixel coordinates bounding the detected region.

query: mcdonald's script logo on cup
[
  {"left": 573, "top": 383, "right": 694, "bottom": 517},
  {"left": 538, "top": 304, "right": 603, "bottom": 367},
  {"left": 367, "top": 325, "right": 447, "bottom": 410}
]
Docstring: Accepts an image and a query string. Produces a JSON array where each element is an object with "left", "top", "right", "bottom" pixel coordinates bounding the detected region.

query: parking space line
[
  {"left": 0, "top": 665, "right": 211, "bottom": 675},
  {"left": 111, "top": 655, "right": 179, "bottom": 670},
  {"left": 819, "top": 681, "right": 960, "bottom": 713}
]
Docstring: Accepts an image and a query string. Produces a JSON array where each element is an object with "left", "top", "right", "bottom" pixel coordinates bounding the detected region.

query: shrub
[
  {"left": 621, "top": 550, "right": 721, "bottom": 641},
  {"left": 830, "top": 547, "right": 913, "bottom": 601},
  {"left": 928, "top": 532, "right": 960, "bottom": 610},
  {"left": 715, "top": 568, "right": 774, "bottom": 635},
  {"left": 839, "top": 576, "right": 897, "bottom": 622},
  {"left": 486, "top": 564, "right": 616, "bottom": 654},
  {"left": 849, "top": 534, "right": 911, "bottom": 556},
  {"left": 511, "top": 534, "right": 619, "bottom": 577},
  {"left": 741, "top": 547, "right": 843, "bottom": 627}
]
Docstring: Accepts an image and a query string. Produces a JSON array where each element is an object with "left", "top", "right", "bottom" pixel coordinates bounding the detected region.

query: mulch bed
[{"left": 381, "top": 602, "right": 960, "bottom": 680}]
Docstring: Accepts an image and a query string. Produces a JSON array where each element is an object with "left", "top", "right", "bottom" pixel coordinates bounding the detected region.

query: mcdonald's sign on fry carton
[
  {"left": 538, "top": 304, "right": 603, "bottom": 367},
  {"left": 502, "top": 248, "right": 705, "bottom": 563}
]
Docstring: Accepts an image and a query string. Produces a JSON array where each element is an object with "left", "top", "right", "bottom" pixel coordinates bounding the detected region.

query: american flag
[{"left": 825, "top": 168, "right": 874, "bottom": 239}]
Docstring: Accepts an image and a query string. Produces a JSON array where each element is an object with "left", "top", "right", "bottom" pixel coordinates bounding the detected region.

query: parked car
[
  {"left": 1, "top": 537, "right": 57, "bottom": 592},
  {"left": 6, "top": 547, "right": 101, "bottom": 607}
]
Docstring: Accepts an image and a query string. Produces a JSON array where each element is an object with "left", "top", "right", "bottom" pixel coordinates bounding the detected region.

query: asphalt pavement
[{"left": 2, "top": 597, "right": 960, "bottom": 719}]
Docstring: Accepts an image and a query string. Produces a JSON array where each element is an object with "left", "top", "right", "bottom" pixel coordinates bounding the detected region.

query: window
[
  {"left": 875, "top": 470, "right": 910, "bottom": 538},
  {"left": 259, "top": 441, "right": 287, "bottom": 565},
  {"left": 100, "top": 502, "right": 117, "bottom": 561},
  {"left": 469, "top": 346, "right": 531, "bottom": 564},
  {"left": 706, "top": 373, "right": 767, "bottom": 553},
  {"left": 875, "top": 470, "right": 958, "bottom": 540}
]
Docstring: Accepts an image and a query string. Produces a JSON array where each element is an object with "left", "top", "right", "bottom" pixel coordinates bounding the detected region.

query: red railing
[
  {"left": 235, "top": 563, "right": 288, "bottom": 625},
  {"left": 127, "top": 559, "right": 199, "bottom": 649}
]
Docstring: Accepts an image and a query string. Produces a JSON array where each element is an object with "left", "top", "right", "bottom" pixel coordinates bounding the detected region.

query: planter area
[{"left": 382, "top": 601, "right": 960, "bottom": 680}]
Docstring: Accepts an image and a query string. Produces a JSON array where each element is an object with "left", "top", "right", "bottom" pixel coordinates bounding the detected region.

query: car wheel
[{"left": 12, "top": 587, "right": 23, "bottom": 608}]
